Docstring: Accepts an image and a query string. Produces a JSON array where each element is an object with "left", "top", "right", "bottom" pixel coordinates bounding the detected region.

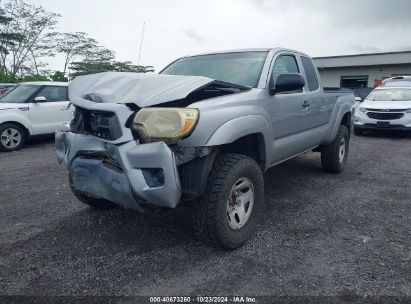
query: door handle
[{"left": 302, "top": 100, "right": 310, "bottom": 108}]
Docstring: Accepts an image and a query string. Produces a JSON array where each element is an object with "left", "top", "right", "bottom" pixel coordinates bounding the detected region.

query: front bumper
[
  {"left": 56, "top": 132, "right": 182, "bottom": 211},
  {"left": 354, "top": 111, "right": 411, "bottom": 130},
  {"left": 354, "top": 124, "right": 411, "bottom": 131}
]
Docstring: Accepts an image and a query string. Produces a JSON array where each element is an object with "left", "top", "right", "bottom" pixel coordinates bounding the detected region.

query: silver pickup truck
[{"left": 56, "top": 48, "right": 354, "bottom": 249}]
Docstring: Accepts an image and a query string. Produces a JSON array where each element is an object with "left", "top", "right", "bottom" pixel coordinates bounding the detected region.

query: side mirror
[
  {"left": 270, "top": 73, "right": 305, "bottom": 95},
  {"left": 355, "top": 97, "right": 362, "bottom": 102},
  {"left": 34, "top": 96, "right": 46, "bottom": 102}
]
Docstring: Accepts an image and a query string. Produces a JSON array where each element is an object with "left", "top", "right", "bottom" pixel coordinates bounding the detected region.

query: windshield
[
  {"left": 161, "top": 51, "right": 268, "bottom": 88},
  {"left": 0, "top": 85, "right": 39, "bottom": 103},
  {"left": 383, "top": 81, "right": 411, "bottom": 87},
  {"left": 367, "top": 89, "right": 411, "bottom": 101}
]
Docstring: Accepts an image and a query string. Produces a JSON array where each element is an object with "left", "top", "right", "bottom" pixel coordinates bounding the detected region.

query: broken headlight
[{"left": 132, "top": 108, "right": 199, "bottom": 144}]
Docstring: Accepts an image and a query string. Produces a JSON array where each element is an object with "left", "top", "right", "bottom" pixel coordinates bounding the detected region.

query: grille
[
  {"left": 367, "top": 112, "right": 404, "bottom": 120},
  {"left": 70, "top": 107, "right": 122, "bottom": 140},
  {"left": 366, "top": 108, "right": 408, "bottom": 112}
]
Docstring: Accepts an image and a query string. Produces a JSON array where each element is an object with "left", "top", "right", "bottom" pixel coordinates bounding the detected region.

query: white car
[
  {"left": 0, "top": 82, "right": 71, "bottom": 151},
  {"left": 353, "top": 86, "right": 411, "bottom": 135}
]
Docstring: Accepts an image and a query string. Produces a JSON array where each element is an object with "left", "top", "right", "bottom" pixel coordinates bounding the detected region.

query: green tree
[
  {"left": 0, "top": 0, "right": 59, "bottom": 78},
  {"left": 70, "top": 59, "right": 154, "bottom": 78},
  {"left": 54, "top": 32, "right": 99, "bottom": 77},
  {"left": 0, "top": 66, "right": 12, "bottom": 82},
  {"left": 69, "top": 45, "right": 154, "bottom": 78},
  {"left": 50, "top": 71, "right": 68, "bottom": 82},
  {"left": 0, "top": 12, "right": 23, "bottom": 56},
  {"left": 18, "top": 74, "right": 48, "bottom": 82}
]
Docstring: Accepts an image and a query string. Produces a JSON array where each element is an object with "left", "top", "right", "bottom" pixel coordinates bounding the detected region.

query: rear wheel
[
  {"left": 193, "top": 153, "right": 264, "bottom": 249},
  {"left": 69, "top": 175, "right": 118, "bottom": 210},
  {"left": 0, "top": 123, "right": 26, "bottom": 152},
  {"left": 321, "top": 125, "right": 350, "bottom": 173}
]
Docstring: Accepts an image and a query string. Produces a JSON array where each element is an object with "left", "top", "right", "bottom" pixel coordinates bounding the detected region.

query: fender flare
[
  {"left": 205, "top": 114, "right": 272, "bottom": 166},
  {"left": 324, "top": 101, "right": 352, "bottom": 144}
]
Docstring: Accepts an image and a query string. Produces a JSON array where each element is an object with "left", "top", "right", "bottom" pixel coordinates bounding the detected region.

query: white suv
[
  {"left": 353, "top": 86, "right": 411, "bottom": 135},
  {"left": 0, "top": 82, "right": 71, "bottom": 151}
]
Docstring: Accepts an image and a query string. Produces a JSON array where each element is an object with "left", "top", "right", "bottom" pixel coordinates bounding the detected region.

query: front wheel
[
  {"left": 321, "top": 125, "right": 350, "bottom": 173},
  {"left": 193, "top": 153, "right": 264, "bottom": 250},
  {"left": 0, "top": 123, "right": 26, "bottom": 152}
]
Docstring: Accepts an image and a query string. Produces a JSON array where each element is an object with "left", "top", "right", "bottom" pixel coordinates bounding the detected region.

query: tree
[
  {"left": 70, "top": 58, "right": 154, "bottom": 78},
  {"left": 0, "top": 11, "right": 23, "bottom": 56},
  {"left": 54, "top": 32, "right": 99, "bottom": 77},
  {"left": 0, "top": 0, "right": 59, "bottom": 78},
  {"left": 50, "top": 71, "right": 68, "bottom": 82},
  {"left": 18, "top": 74, "right": 48, "bottom": 82},
  {"left": 84, "top": 45, "right": 115, "bottom": 62},
  {"left": 27, "top": 32, "right": 56, "bottom": 75},
  {"left": 69, "top": 44, "right": 154, "bottom": 78}
]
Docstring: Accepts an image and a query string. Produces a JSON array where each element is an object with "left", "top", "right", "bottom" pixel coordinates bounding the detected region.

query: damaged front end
[
  {"left": 56, "top": 132, "right": 182, "bottom": 211},
  {"left": 56, "top": 72, "right": 248, "bottom": 211}
]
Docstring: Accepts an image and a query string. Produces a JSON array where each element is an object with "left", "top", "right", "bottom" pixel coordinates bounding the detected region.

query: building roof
[{"left": 313, "top": 50, "right": 411, "bottom": 69}]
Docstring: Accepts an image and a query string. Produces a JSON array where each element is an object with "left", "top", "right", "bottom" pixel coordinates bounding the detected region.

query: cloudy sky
[{"left": 30, "top": 0, "right": 411, "bottom": 73}]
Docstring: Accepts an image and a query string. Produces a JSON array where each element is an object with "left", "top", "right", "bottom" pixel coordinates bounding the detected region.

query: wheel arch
[
  {"left": 340, "top": 112, "right": 352, "bottom": 132},
  {"left": 323, "top": 103, "right": 353, "bottom": 145},
  {"left": 219, "top": 133, "right": 266, "bottom": 170},
  {"left": 204, "top": 115, "right": 271, "bottom": 170},
  {"left": 0, "top": 121, "right": 30, "bottom": 137}
]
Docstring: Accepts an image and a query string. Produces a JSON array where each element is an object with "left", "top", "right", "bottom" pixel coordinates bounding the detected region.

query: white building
[{"left": 313, "top": 51, "right": 411, "bottom": 89}]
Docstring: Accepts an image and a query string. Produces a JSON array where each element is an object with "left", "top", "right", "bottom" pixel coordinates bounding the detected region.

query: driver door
[
  {"left": 267, "top": 54, "right": 308, "bottom": 163},
  {"left": 29, "top": 85, "right": 70, "bottom": 134}
]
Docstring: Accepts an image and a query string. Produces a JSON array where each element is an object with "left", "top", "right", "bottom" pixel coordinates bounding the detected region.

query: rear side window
[
  {"left": 36, "top": 86, "right": 68, "bottom": 102},
  {"left": 271, "top": 55, "right": 300, "bottom": 85},
  {"left": 301, "top": 56, "right": 319, "bottom": 91}
]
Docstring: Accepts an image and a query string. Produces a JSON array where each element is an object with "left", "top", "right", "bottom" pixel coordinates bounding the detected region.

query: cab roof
[
  {"left": 20, "top": 81, "right": 68, "bottom": 86},
  {"left": 180, "top": 47, "right": 311, "bottom": 59}
]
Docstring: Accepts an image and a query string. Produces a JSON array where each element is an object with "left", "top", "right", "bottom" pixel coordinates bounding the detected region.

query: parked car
[
  {"left": 353, "top": 86, "right": 411, "bottom": 135},
  {"left": 56, "top": 48, "right": 354, "bottom": 249},
  {"left": 0, "top": 81, "right": 71, "bottom": 151},
  {"left": 381, "top": 76, "right": 411, "bottom": 87}
]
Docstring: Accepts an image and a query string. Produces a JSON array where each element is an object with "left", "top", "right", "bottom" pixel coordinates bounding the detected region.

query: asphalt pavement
[{"left": 0, "top": 132, "right": 410, "bottom": 298}]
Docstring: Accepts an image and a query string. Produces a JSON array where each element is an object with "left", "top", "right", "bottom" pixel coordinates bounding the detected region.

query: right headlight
[
  {"left": 132, "top": 107, "right": 199, "bottom": 144},
  {"left": 358, "top": 107, "right": 367, "bottom": 113}
]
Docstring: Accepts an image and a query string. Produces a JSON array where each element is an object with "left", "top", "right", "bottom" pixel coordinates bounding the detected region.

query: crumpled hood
[{"left": 69, "top": 72, "right": 217, "bottom": 107}]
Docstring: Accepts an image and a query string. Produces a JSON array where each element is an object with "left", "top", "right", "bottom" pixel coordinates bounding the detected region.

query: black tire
[
  {"left": 321, "top": 125, "right": 350, "bottom": 173},
  {"left": 353, "top": 127, "right": 363, "bottom": 136},
  {"left": 0, "top": 123, "right": 26, "bottom": 152},
  {"left": 69, "top": 175, "right": 118, "bottom": 210},
  {"left": 193, "top": 153, "right": 264, "bottom": 250}
]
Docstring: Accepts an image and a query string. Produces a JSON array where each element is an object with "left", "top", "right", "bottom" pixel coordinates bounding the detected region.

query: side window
[
  {"left": 271, "top": 55, "right": 300, "bottom": 85},
  {"left": 36, "top": 86, "right": 68, "bottom": 102},
  {"left": 301, "top": 56, "right": 319, "bottom": 91}
]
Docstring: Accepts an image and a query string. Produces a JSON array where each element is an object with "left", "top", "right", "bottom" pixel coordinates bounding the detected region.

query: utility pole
[{"left": 137, "top": 21, "right": 146, "bottom": 66}]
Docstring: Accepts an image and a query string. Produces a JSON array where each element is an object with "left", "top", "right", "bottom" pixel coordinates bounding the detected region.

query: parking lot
[{"left": 0, "top": 133, "right": 410, "bottom": 297}]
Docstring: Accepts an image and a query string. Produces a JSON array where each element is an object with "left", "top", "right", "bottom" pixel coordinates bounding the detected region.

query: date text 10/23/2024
[{"left": 149, "top": 296, "right": 257, "bottom": 303}]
